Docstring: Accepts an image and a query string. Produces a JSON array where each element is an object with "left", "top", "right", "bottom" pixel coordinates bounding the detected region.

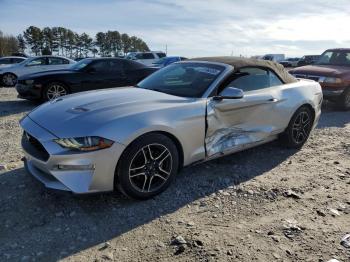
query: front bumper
[
  {"left": 20, "top": 116, "right": 126, "bottom": 194},
  {"left": 16, "top": 83, "right": 42, "bottom": 100}
]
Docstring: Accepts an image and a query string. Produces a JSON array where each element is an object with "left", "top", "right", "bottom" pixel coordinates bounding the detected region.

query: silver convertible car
[{"left": 20, "top": 57, "right": 323, "bottom": 199}]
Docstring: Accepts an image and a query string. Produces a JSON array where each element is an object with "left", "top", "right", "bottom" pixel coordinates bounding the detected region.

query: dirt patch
[{"left": 0, "top": 88, "right": 349, "bottom": 262}]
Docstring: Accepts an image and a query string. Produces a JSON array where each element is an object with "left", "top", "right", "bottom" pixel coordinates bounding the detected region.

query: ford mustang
[{"left": 20, "top": 57, "right": 323, "bottom": 199}]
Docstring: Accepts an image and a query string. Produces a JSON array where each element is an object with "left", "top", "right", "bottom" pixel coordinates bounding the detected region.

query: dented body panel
[{"left": 205, "top": 80, "right": 322, "bottom": 157}]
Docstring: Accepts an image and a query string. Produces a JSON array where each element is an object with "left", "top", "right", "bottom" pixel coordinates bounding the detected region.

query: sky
[{"left": 1, "top": 0, "right": 350, "bottom": 58}]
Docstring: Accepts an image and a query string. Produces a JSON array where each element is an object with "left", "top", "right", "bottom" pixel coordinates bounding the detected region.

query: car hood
[
  {"left": 19, "top": 69, "right": 76, "bottom": 80},
  {"left": 27, "top": 87, "right": 193, "bottom": 138},
  {"left": 290, "top": 65, "right": 350, "bottom": 77}
]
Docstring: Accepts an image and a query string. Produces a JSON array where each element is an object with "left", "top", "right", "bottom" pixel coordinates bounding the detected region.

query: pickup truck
[{"left": 290, "top": 48, "right": 350, "bottom": 110}]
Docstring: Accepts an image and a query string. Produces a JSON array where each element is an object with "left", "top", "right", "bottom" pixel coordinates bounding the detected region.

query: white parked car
[
  {"left": 128, "top": 51, "right": 166, "bottom": 66},
  {"left": 0, "top": 56, "right": 75, "bottom": 87}
]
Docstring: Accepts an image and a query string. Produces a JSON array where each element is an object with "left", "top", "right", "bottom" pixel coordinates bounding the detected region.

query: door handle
[{"left": 268, "top": 98, "right": 279, "bottom": 102}]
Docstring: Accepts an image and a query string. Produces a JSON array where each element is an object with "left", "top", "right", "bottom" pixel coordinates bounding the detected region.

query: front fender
[{"left": 93, "top": 100, "right": 207, "bottom": 166}]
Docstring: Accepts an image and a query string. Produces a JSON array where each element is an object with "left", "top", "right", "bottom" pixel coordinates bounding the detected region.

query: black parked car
[{"left": 16, "top": 58, "right": 157, "bottom": 101}]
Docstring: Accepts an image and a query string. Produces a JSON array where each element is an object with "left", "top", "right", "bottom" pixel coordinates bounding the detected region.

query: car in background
[
  {"left": 0, "top": 56, "right": 27, "bottom": 68},
  {"left": 127, "top": 51, "right": 166, "bottom": 66},
  {"left": 16, "top": 58, "right": 157, "bottom": 101},
  {"left": 262, "top": 54, "right": 285, "bottom": 62},
  {"left": 152, "top": 56, "right": 187, "bottom": 68},
  {"left": 297, "top": 55, "right": 320, "bottom": 67},
  {"left": 20, "top": 57, "right": 322, "bottom": 199},
  {"left": 290, "top": 48, "right": 350, "bottom": 109},
  {"left": 0, "top": 56, "right": 75, "bottom": 87},
  {"left": 279, "top": 58, "right": 300, "bottom": 68}
]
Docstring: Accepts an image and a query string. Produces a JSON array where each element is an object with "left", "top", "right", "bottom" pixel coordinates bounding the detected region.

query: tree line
[
  {"left": 0, "top": 30, "right": 20, "bottom": 57},
  {"left": 0, "top": 26, "right": 150, "bottom": 58}
]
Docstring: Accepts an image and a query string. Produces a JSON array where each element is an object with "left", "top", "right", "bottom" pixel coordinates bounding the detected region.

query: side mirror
[{"left": 214, "top": 87, "right": 244, "bottom": 100}]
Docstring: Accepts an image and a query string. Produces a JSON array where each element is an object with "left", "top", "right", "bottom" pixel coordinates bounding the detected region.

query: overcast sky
[{"left": 1, "top": 0, "right": 350, "bottom": 57}]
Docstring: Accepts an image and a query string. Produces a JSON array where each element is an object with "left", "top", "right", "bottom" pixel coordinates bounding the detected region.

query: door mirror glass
[{"left": 217, "top": 87, "right": 244, "bottom": 99}]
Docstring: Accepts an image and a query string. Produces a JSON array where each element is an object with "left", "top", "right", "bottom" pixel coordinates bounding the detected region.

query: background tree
[
  {"left": 95, "top": 32, "right": 107, "bottom": 56},
  {"left": 0, "top": 30, "right": 20, "bottom": 56},
  {"left": 91, "top": 48, "right": 98, "bottom": 57},
  {"left": 17, "top": 34, "right": 26, "bottom": 53},
  {"left": 42, "top": 27, "right": 55, "bottom": 54},
  {"left": 14, "top": 26, "right": 151, "bottom": 58},
  {"left": 23, "top": 26, "right": 43, "bottom": 55},
  {"left": 121, "top": 33, "right": 131, "bottom": 55},
  {"left": 107, "top": 31, "right": 121, "bottom": 56},
  {"left": 80, "top": 33, "right": 93, "bottom": 57}
]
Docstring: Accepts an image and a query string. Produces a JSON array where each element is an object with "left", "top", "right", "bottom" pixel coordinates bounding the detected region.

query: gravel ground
[{"left": 0, "top": 87, "right": 349, "bottom": 262}]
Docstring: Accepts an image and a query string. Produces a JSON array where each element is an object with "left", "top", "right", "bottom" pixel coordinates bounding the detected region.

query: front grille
[{"left": 22, "top": 132, "right": 50, "bottom": 161}]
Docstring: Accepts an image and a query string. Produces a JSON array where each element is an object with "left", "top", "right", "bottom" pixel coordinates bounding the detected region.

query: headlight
[
  {"left": 320, "top": 77, "right": 342, "bottom": 84},
  {"left": 25, "top": 79, "right": 34, "bottom": 85},
  {"left": 54, "top": 136, "right": 114, "bottom": 151}
]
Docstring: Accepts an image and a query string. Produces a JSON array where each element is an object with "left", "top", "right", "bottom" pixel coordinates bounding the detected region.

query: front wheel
[
  {"left": 43, "top": 82, "right": 68, "bottom": 101},
  {"left": 116, "top": 133, "right": 179, "bottom": 200},
  {"left": 2, "top": 73, "right": 17, "bottom": 87},
  {"left": 279, "top": 106, "right": 314, "bottom": 149}
]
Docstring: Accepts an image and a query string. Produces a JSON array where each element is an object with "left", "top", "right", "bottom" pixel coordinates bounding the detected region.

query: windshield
[
  {"left": 70, "top": 59, "right": 93, "bottom": 70},
  {"left": 315, "top": 50, "right": 350, "bottom": 66},
  {"left": 137, "top": 62, "right": 225, "bottom": 98}
]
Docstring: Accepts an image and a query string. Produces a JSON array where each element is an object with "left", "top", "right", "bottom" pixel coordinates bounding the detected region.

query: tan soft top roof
[{"left": 190, "top": 56, "right": 297, "bottom": 84}]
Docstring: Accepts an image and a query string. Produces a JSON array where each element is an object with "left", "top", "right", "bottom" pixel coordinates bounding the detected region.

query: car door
[
  {"left": 105, "top": 60, "right": 128, "bottom": 87},
  {"left": 205, "top": 67, "right": 287, "bottom": 158},
  {"left": 19, "top": 57, "right": 48, "bottom": 76},
  {"left": 80, "top": 60, "right": 115, "bottom": 90},
  {"left": 81, "top": 60, "right": 108, "bottom": 91}
]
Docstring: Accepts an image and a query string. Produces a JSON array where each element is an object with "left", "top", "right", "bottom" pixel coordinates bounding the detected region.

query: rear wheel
[
  {"left": 280, "top": 106, "right": 314, "bottom": 148},
  {"left": 339, "top": 88, "right": 350, "bottom": 110},
  {"left": 2, "top": 73, "right": 17, "bottom": 87},
  {"left": 43, "top": 82, "right": 68, "bottom": 101},
  {"left": 116, "top": 133, "right": 179, "bottom": 200}
]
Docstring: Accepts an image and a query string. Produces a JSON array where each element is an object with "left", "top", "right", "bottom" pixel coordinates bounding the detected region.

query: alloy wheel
[
  {"left": 2, "top": 73, "right": 17, "bottom": 86},
  {"left": 291, "top": 110, "right": 311, "bottom": 144},
  {"left": 46, "top": 84, "right": 67, "bottom": 100},
  {"left": 128, "top": 143, "right": 172, "bottom": 193}
]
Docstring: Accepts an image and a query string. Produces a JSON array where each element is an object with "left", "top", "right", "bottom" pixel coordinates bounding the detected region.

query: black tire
[
  {"left": 338, "top": 88, "right": 350, "bottom": 110},
  {"left": 2, "top": 73, "right": 17, "bottom": 87},
  {"left": 279, "top": 106, "right": 314, "bottom": 149},
  {"left": 116, "top": 133, "right": 179, "bottom": 200},
  {"left": 43, "top": 82, "right": 69, "bottom": 101}
]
